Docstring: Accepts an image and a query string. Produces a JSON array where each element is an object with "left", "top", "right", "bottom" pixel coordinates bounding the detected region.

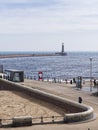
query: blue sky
[{"left": 0, "top": 0, "right": 98, "bottom": 52}]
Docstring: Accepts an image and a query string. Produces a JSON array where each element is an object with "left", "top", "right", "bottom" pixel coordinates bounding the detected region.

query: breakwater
[
  {"left": 0, "top": 54, "right": 34, "bottom": 59},
  {"left": 0, "top": 52, "right": 67, "bottom": 59}
]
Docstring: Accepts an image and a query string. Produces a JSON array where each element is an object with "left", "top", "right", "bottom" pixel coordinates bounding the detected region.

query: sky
[{"left": 0, "top": 0, "right": 98, "bottom": 52}]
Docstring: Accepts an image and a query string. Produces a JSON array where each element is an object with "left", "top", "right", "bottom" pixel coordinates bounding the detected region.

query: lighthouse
[
  {"left": 60, "top": 43, "right": 67, "bottom": 55},
  {"left": 61, "top": 43, "right": 64, "bottom": 53},
  {"left": 55, "top": 43, "right": 67, "bottom": 56}
]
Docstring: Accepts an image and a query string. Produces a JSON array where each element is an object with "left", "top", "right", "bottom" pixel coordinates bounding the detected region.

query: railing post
[
  {"left": 41, "top": 117, "right": 43, "bottom": 123},
  {"left": 0, "top": 119, "right": 2, "bottom": 127},
  {"left": 52, "top": 116, "right": 54, "bottom": 123}
]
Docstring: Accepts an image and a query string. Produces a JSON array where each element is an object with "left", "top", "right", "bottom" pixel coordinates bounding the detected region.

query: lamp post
[{"left": 90, "top": 57, "right": 93, "bottom": 91}]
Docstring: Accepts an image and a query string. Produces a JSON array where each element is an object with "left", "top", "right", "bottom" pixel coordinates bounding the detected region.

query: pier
[{"left": 0, "top": 43, "right": 67, "bottom": 59}]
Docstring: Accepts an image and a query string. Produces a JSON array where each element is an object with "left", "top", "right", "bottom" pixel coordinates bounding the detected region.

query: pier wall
[
  {"left": 0, "top": 53, "right": 67, "bottom": 59},
  {"left": 0, "top": 79, "right": 94, "bottom": 123}
]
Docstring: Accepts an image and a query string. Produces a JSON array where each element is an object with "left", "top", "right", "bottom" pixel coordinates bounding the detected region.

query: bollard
[
  {"left": 0, "top": 119, "right": 2, "bottom": 127},
  {"left": 52, "top": 116, "right": 54, "bottom": 123},
  {"left": 41, "top": 117, "right": 43, "bottom": 123}
]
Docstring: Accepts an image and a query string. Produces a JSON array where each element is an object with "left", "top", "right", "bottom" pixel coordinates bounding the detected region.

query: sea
[{"left": 0, "top": 51, "right": 98, "bottom": 80}]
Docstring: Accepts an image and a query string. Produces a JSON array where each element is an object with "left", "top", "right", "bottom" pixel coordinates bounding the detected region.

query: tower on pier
[
  {"left": 61, "top": 43, "right": 64, "bottom": 53},
  {"left": 55, "top": 43, "right": 67, "bottom": 56}
]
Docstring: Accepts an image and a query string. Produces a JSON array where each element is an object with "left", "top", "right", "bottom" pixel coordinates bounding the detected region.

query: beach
[
  {"left": 0, "top": 91, "right": 64, "bottom": 119},
  {"left": 0, "top": 79, "right": 98, "bottom": 130}
]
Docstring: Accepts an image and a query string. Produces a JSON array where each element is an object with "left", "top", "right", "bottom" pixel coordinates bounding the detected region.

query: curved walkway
[{"left": 1, "top": 79, "right": 98, "bottom": 130}]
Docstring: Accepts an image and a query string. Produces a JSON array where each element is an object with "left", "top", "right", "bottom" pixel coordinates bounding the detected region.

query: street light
[{"left": 89, "top": 57, "right": 93, "bottom": 91}]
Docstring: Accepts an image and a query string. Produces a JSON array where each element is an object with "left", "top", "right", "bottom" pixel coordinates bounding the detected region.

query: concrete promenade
[{"left": 1, "top": 79, "right": 98, "bottom": 130}]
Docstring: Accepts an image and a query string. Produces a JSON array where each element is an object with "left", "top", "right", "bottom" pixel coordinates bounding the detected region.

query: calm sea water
[{"left": 0, "top": 52, "right": 98, "bottom": 79}]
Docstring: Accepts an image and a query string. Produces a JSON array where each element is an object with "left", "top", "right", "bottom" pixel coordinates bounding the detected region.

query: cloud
[
  {"left": 0, "top": 0, "right": 57, "bottom": 9},
  {"left": 0, "top": 0, "right": 98, "bottom": 34}
]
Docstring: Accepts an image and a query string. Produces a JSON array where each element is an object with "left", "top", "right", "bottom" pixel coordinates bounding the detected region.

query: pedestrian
[
  {"left": 34, "top": 76, "right": 36, "bottom": 80},
  {"left": 73, "top": 78, "right": 76, "bottom": 83},
  {"left": 94, "top": 79, "right": 96, "bottom": 87},
  {"left": 78, "top": 97, "right": 82, "bottom": 103},
  {"left": 70, "top": 80, "right": 72, "bottom": 84},
  {"left": 54, "top": 77, "right": 56, "bottom": 83},
  {"left": 65, "top": 79, "right": 68, "bottom": 84}
]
